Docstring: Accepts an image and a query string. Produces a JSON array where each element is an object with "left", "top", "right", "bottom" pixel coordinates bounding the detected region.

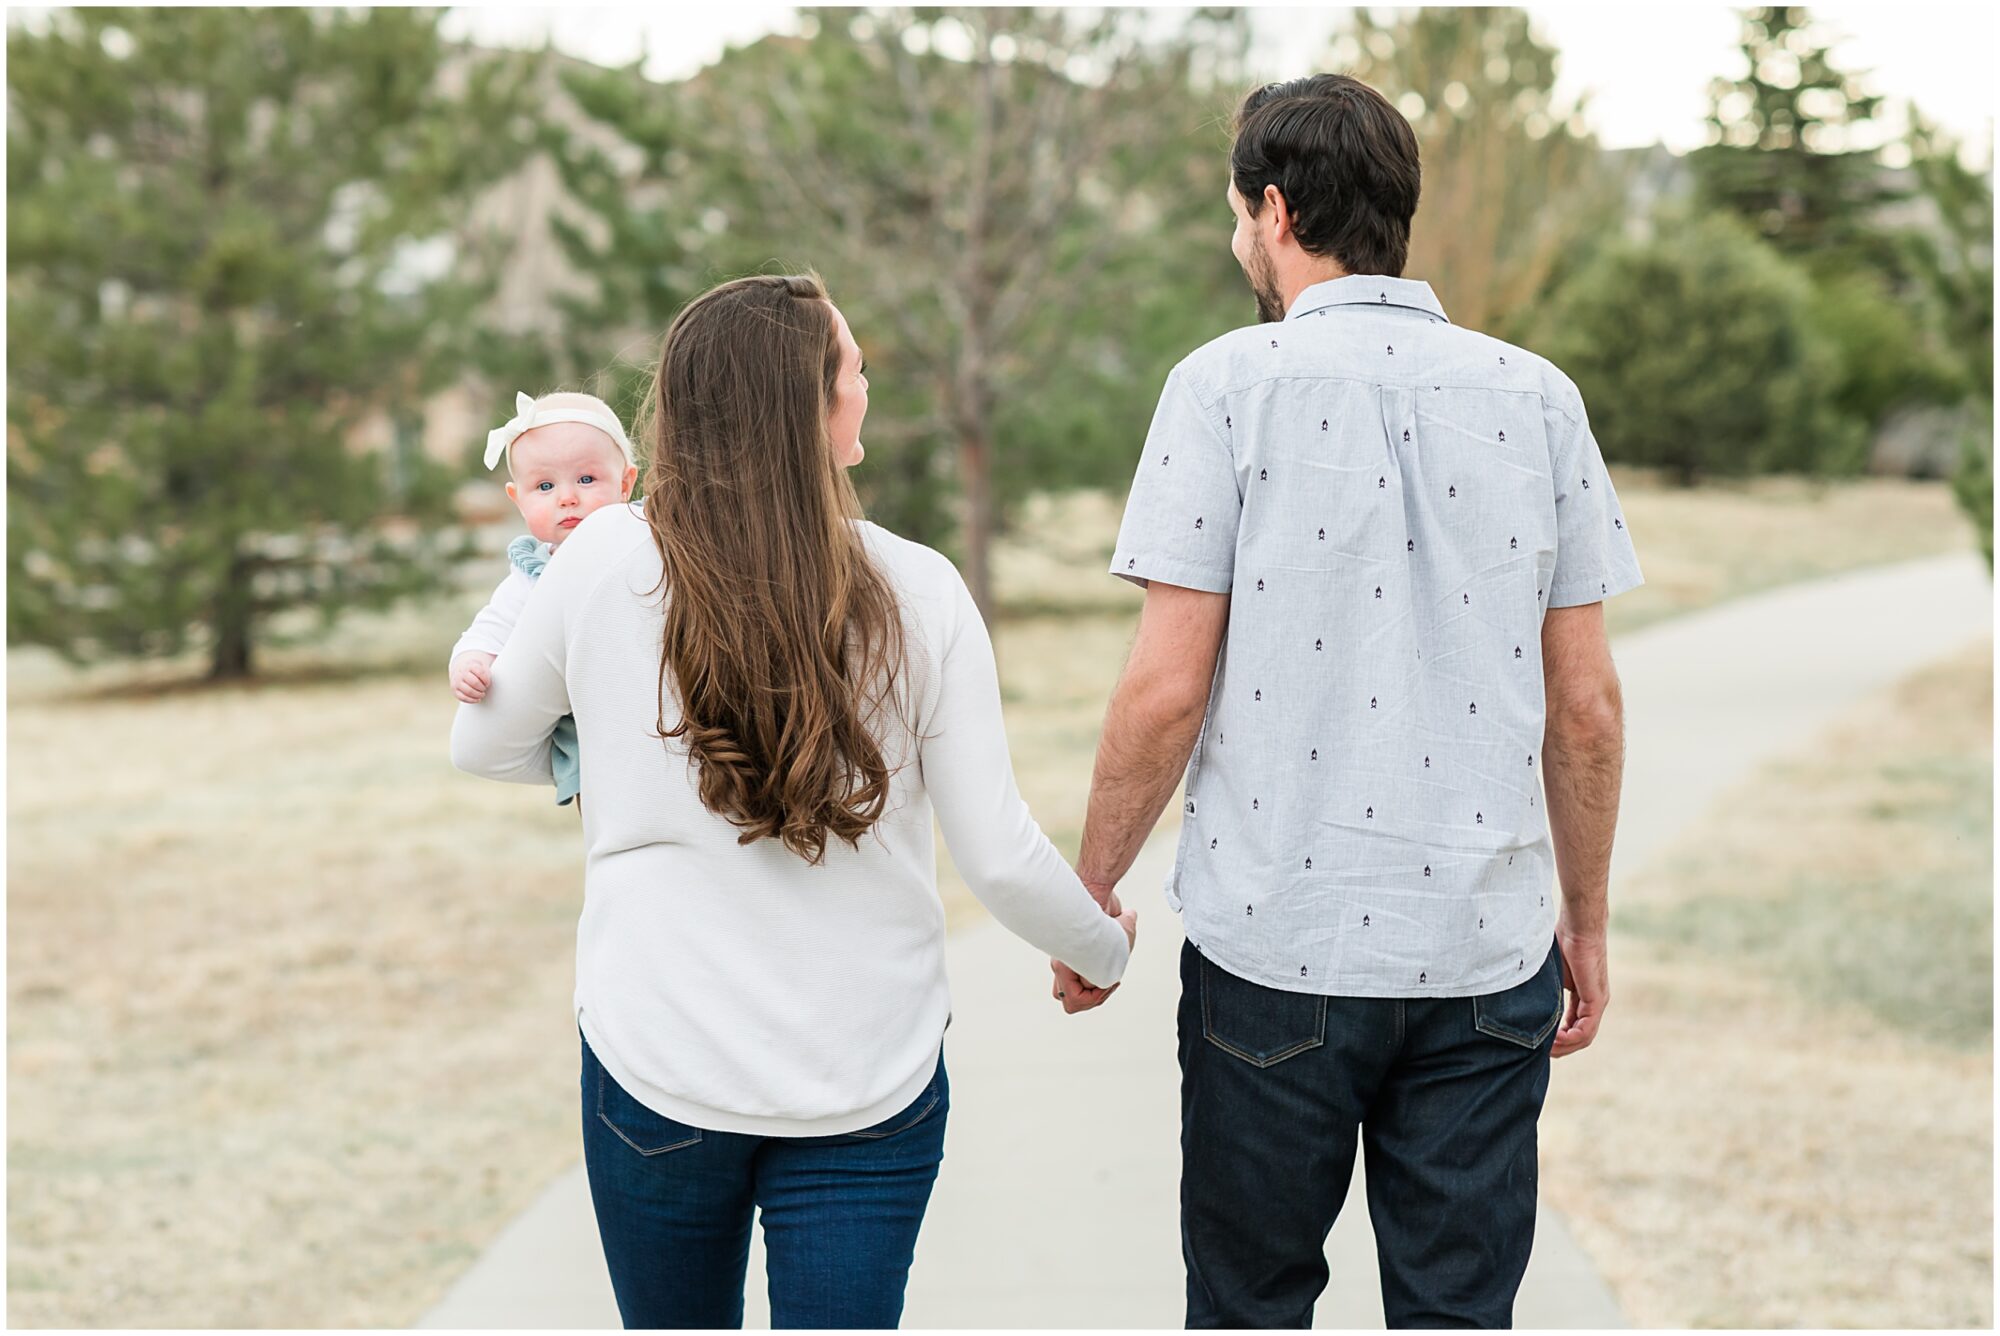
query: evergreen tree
[
  {"left": 1688, "top": 6, "right": 1903, "bottom": 268},
  {"left": 1689, "top": 8, "right": 1965, "bottom": 445},
  {"left": 536, "top": 50, "right": 712, "bottom": 434},
  {"left": 550, "top": 7, "right": 1250, "bottom": 619},
  {"left": 1900, "top": 109, "right": 1995, "bottom": 564},
  {"left": 1900, "top": 108, "right": 1994, "bottom": 403},
  {"left": 1953, "top": 415, "right": 1993, "bottom": 569},
  {"left": 7, "top": 8, "right": 536, "bottom": 679}
]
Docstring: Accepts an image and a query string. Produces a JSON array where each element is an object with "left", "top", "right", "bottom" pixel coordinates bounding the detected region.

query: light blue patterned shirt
[{"left": 1109, "top": 274, "right": 1644, "bottom": 997}]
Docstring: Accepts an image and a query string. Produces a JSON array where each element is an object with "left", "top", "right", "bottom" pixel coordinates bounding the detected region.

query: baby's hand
[{"left": 451, "top": 652, "right": 497, "bottom": 704}]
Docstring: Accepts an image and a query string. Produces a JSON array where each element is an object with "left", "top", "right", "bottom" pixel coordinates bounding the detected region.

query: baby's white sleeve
[{"left": 450, "top": 569, "right": 535, "bottom": 667}]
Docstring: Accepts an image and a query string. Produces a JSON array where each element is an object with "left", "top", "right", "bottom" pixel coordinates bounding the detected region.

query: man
[{"left": 1055, "top": 74, "right": 1643, "bottom": 1328}]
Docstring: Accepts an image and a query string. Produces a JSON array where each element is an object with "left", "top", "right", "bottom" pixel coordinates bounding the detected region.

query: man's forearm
[
  {"left": 1540, "top": 713, "right": 1626, "bottom": 933},
  {"left": 1075, "top": 686, "right": 1208, "bottom": 895}
]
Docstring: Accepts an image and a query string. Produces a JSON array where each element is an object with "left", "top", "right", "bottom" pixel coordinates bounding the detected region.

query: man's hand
[
  {"left": 451, "top": 651, "right": 497, "bottom": 704},
  {"left": 1080, "top": 875, "right": 1123, "bottom": 919},
  {"left": 1051, "top": 906, "right": 1138, "bottom": 1014},
  {"left": 1551, "top": 913, "right": 1608, "bottom": 1058}
]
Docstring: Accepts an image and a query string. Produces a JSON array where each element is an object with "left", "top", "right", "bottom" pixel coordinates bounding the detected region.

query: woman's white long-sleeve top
[{"left": 450, "top": 502, "right": 1129, "bottom": 1136}]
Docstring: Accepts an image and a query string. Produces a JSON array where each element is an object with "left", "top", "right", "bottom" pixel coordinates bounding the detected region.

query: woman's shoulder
[
  {"left": 543, "top": 502, "right": 652, "bottom": 578},
  {"left": 851, "top": 520, "right": 967, "bottom": 607},
  {"left": 567, "top": 501, "right": 650, "bottom": 548}
]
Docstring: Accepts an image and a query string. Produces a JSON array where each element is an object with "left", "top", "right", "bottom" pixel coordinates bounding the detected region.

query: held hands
[
  {"left": 1050, "top": 875, "right": 1135, "bottom": 1015},
  {"left": 451, "top": 651, "right": 497, "bottom": 704}
]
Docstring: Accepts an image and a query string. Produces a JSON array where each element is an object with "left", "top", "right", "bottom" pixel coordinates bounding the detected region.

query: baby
[{"left": 449, "top": 390, "right": 640, "bottom": 806}]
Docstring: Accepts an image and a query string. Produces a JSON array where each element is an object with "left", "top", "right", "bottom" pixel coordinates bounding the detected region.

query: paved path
[{"left": 419, "top": 552, "right": 1992, "bottom": 1329}]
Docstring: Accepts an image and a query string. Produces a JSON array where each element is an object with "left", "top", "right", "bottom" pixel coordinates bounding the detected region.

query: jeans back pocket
[
  {"left": 592, "top": 1048, "right": 704, "bottom": 1156},
  {"left": 1470, "top": 940, "right": 1564, "bottom": 1049},
  {"left": 846, "top": 1057, "right": 947, "bottom": 1140},
  {"left": 1200, "top": 951, "right": 1327, "bottom": 1068}
]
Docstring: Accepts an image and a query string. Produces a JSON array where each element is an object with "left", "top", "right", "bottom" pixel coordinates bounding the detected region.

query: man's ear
[
  {"left": 620, "top": 464, "right": 639, "bottom": 498},
  {"left": 1262, "top": 183, "right": 1293, "bottom": 246}
]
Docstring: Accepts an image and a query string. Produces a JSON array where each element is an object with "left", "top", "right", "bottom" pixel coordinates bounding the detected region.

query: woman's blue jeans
[{"left": 579, "top": 1031, "right": 948, "bottom": 1329}]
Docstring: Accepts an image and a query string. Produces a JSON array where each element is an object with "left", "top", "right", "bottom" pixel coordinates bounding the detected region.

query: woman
[{"left": 450, "top": 273, "right": 1134, "bottom": 1329}]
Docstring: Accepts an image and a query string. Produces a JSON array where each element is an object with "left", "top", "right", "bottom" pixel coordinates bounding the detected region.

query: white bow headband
[{"left": 484, "top": 391, "right": 636, "bottom": 472}]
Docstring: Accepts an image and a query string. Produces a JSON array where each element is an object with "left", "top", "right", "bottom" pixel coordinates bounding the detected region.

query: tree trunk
[
  {"left": 209, "top": 554, "right": 255, "bottom": 681},
  {"left": 1671, "top": 442, "right": 1700, "bottom": 488},
  {"left": 209, "top": 618, "right": 253, "bottom": 681},
  {"left": 954, "top": 19, "right": 997, "bottom": 628},
  {"left": 958, "top": 425, "right": 994, "bottom": 623}
]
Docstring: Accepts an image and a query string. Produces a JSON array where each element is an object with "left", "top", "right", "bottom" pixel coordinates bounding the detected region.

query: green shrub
[
  {"left": 1531, "top": 210, "right": 1867, "bottom": 485},
  {"left": 1953, "top": 404, "right": 1994, "bottom": 569},
  {"left": 1806, "top": 267, "right": 1968, "bottom": 437}
]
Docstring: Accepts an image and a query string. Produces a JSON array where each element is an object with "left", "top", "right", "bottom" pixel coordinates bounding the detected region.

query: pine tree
[
  {"left": 1688, "top": 6, "right": 1904, "bottom": 269},
  {"left": 1688, "top": 9, "right": 1969, "bottom": 446},
  {"left": 1901, "top": 109, "right": 1994, "bottom": 403},
  {"left": 537, "top": 50, "right": 711, "bottom": 434},
  {"left": 549, "top": 7, "right": 1250, "bottom": 620},
  {"left": 7, "top": 8, "right": 536, "bottom": 679},
  {"left": 1901, "top": 110, "right": 1996, "bottom": 565}
]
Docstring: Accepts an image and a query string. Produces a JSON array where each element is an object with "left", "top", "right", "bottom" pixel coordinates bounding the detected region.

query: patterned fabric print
[{"left": 1109, "top": 274, "right": 1644, "bottom": 998}]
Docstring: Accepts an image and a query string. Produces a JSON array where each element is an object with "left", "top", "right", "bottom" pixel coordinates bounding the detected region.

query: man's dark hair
[{"left": 1232, "top": 74, "right": 1421, "bottom": 277}]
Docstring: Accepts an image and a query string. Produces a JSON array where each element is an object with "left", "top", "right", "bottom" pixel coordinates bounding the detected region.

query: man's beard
[{"left": 1245, "top": 236, "right": 1285, "bottom": 324}]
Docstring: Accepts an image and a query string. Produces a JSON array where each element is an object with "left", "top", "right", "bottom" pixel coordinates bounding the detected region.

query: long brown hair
[{"left": 638, "top": 273, "right": 910, "bottom": 865}]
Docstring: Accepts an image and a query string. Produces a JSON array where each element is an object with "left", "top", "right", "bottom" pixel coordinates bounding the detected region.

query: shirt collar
[{"left": 1285, "top": 274, "right": 1450, "bottom": 324}]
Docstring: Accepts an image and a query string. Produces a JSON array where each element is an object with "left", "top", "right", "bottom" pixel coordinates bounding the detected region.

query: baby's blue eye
[
  {"left": 578, "top": 475, "right": 596, "bottom": 485},
  {"left": 537, "top": 481, "right": 553, "bottom": 492}
]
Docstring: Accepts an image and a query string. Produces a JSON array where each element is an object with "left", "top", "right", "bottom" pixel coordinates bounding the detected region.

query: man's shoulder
[
  {"left": 1436, "top": 324, "right": 1586, "bottom": 417},
  {"left": 1171, "top": 318, "right": 1583, "bottom": 417},
  {"left": 1174, "top": 324, "right": 1276, "bottom": 394}
]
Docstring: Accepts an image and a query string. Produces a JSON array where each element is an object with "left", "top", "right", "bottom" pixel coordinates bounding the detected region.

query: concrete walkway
[{"left": 419, "top": 552, "right": 1993, "bottom": 1330}]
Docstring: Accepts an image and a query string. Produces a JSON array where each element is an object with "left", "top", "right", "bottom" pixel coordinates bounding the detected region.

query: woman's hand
[{"left": 1050, "top": 906, "right": 1136, "bottom": 1014}]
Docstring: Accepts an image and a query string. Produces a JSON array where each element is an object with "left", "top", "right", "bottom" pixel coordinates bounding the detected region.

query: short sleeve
[
  {"left": 1108, "top": 364, "right": 1241, "bottom": 594},
  {"left": 1547, "top": 400, "right": 1645, "bottom": 608}
]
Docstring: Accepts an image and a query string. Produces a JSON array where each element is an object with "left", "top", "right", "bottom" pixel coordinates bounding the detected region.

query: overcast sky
[{"left": 441, "top": 3, "right": 1994, "bottom": 162}]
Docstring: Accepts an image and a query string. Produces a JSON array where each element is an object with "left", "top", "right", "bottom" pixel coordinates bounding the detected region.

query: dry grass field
[
  {"left": 1596, "top": 468, "right": 1981, "bottom": 637},
  {"left": 1000, "top": 468, "right": 1979, "bottom": 638},
  {"left": 4, "top": 470, "right": 1985, "bottom": 1325},
  {"left": 1539, "top": 639, "right": 1994, "bottom": 1328}
]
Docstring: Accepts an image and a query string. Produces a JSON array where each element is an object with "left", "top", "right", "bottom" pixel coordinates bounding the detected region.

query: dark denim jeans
[
  {"left": 1178, "top": 936, "right": 1564, "bottom": 1329},
  {"left": 579, "top": 1031, "right": 948, "bottom": 1329}
]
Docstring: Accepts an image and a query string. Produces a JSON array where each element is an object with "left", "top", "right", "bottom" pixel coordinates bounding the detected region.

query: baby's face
[{"left": 504, "top": 423, "right": 638, "bottom": 547}]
